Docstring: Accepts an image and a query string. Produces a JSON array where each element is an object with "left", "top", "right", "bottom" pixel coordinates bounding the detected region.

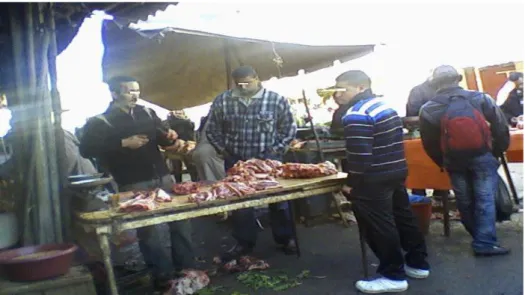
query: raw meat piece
[
  {"left": 163, "top": 270, "right": 210, "bottom": 295},
  {"left": 213, "top": 255, "right": 270, "bottom": 273},
  {"left": 189, "top": 191, "right": 218, "bottom": 203},
  {"left": 281, "top": 161, "right": 338, "bottom": 179},
  {"left": 247, "top": 179, "right": 281, "bottom": 191},
  {"left": 172, "top": 182, "right": 200, "bottom": 195},
  {"left": 224, "top": 182, "right": 256, "bottom": 197},
  {"left": 118, "top": 198, "right": 156, "bottom": 212},
  {"left": 155, "top": 189, "right": 172, "bottom": 202}
]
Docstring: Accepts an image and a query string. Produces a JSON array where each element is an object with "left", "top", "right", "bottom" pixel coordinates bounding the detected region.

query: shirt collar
[{"left": 230, "top": 87, "right": 265, "bottom": 100}]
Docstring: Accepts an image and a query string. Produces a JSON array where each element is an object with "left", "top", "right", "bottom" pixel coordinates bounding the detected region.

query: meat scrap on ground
[
  {"left": 212, "top": 255, "right": 270, "bottom": 273},
  {"left": 163, "top": 270, "right": 210, "bottom": 295},
  {"left": 118, "top": 189, "right": 171, "bottom": 212},
  {"left": 281, "top": 161, "right": 338, "bottom": 179}
]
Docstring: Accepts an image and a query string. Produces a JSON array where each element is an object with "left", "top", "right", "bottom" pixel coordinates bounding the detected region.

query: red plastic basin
[{"left": 0, "top": 243, "right": 78, "bottom": 281}]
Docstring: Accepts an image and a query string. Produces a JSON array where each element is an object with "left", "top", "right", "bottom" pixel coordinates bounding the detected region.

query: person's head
[
  {"left": 509, "top": 72, "right": 523, "bottom": 90},
  {"left": 231, "top": 65, "right": 261, "bottom": 96},
  {"left": 107, "top": 76, "right": 140, "bottom": 109},
  {"left": 429, "top": 65, "right": 463, "bottom": 91},
  {"left": 332, "top": 70, "right": 372, "bottom": 105}
]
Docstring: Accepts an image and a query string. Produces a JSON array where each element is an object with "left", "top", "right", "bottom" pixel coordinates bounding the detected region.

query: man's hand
[
  {"left": 122, "top": 135, "right": 149, "bottom": 149},
  {"left": 341, "top": 185, "right": 352, "bottom": 195},
  {"left": 166, "top": 129, "right": 178, "bottom": 141}
]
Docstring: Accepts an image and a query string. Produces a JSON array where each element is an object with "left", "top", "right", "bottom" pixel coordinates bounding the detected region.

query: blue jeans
[
  {"left": 448, "top": 153, "right": 500, "bottom": 251},
  {"left": 224, "top": 154, "right": 293, "bottom": 247}
]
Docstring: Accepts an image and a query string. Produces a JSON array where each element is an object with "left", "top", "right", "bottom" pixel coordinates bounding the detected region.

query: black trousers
[{"left": 350, "top": 180, "right": 430, "bottom": 280}]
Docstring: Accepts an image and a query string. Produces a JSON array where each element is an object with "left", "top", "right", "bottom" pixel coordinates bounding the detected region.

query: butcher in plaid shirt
[{"left": 206, "top": 65, "right": 298, "bottom": 261}]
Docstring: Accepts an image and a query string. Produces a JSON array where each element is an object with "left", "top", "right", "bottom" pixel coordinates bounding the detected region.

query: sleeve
[
  {"left": 79, "top": 117, "right": 123, "bottom": 159},
  {"left": 148, "top": 108, "right": 173, "bottom": 147},
  {"left": 419, "top": 111, "right": 444, "bottom": 168},
  {"left": 342, "top": 110, "right": 374, "bottom": 187},
  {"left": 205, "top": 95, "right": 226, "bottom": 154},
  {"left": 480, "top": 94, "right": 510, "bottom": 155},
  {"left": 272, "top": 96, "right": 297, "bottom": 153},
  {"left": 406, "top": 87, "right": 423, "bottom": 117}
]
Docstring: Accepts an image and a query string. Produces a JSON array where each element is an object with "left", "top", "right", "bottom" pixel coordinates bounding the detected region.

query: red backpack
[{"left": 440, "top": 95, "right": 492, "bottom": 158}]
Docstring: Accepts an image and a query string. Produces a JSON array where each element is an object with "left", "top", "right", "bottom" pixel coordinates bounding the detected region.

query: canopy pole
[
  {"left": 223, "top": 39, "right": 232, "bottom": 89},
  {"left": 48, "top": 2, "right": 71, "bottom": 241},
  {"left": 301, "top": 88, "right": 325, "bottom": 162}
]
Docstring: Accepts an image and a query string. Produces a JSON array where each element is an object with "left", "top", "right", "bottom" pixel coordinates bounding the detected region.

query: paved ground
[{"left": 117, "top": 163, "right": 523, "bottom": 295}]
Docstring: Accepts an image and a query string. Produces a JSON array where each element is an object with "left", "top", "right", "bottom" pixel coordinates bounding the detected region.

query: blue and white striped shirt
[
  {"left": 206, "top": 88, "right": 297, "bottom": 160},
  {"left": 342, "top": 95, "right": 408, "bottom": 186}
]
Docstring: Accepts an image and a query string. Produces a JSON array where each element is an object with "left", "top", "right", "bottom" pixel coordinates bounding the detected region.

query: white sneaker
[
  {"left": 355, "top": 277, "right": 408, "bottom": 294},
  {"left": 405, "top": 265, "right": 430, "bottom": 279}
]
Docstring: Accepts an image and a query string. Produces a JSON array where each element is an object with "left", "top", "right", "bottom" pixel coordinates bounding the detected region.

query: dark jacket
[
  {"left": 79, "top": 104, "right": 173, "bottom": 187},
  {"left": 419, "top": 86, "right": 510, "bottom": 170},
  {"left": 166, "top": 115, "right": 195, "bottom": 141},
  {"left": 330, "top": 103, "right": 352, "bottom": 138},
  {"left": 406, "top": 80, "right": 436, "bottom": 117},
  {"left": 500, "top": 87, "right": 523, "bottom": 123}
]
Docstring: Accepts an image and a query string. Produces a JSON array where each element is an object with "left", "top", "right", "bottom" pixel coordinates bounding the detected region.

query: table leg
[
  {"left": 332, "top": 192, "right": 350, "bottom": 228},
  {"left": 442, "top": 195, "right": 450, "bottom": 237},
  {"left": 97, "top": 233, "right": 119, "bottom": 295},
  {"left": 288, "top": 202, "right": 301, "bottom": 258}
]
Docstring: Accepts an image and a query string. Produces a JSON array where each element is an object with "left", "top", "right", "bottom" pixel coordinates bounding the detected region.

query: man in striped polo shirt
[
  {"left": 206, "top": 66, "right": 297, "bottom": 261},
  {"left": 334, "top": 70, "right": 430, "bottom": 294}
]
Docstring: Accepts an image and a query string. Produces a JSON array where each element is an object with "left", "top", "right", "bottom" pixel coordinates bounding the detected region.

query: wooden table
[
  {"left": 75, "top": 173, "right": 347, "bottom": 295},
  {"left": 404, "top": 130, "right": 523, "bottom": 236}
]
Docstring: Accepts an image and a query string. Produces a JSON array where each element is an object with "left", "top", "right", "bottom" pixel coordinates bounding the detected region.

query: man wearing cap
[
  {"left": 419, "top": 65, "right": 511, "bottom": 256},
  {"left": 206, "top": 65, "right": 297, "bottom": 261},
  {"left": 500, "top": 72, "right": 523, "bottom": 126}
]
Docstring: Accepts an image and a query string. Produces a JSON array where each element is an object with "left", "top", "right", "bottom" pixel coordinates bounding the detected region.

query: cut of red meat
[
  {"left": 281, "top": 161, "right": 338, "bottom": 179},
  {"left": 172, "top": 182, "right": 200, "bottom": 195},
  {"left": 155, "top": 189, "right": 172, "bottom": 202},
  {"left": 247, "top": 179, "right": 281, "bottom": 191},
  {"left": 118, "top": 198, "right": 156, "bottom": 212}
]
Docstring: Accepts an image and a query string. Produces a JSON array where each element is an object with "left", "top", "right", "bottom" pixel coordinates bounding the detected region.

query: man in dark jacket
[
  {"left": 79, "top": 76, "right": 195, "bottom": 287},
  {"left": 336, "top": 70, "right": 429, "bottom": 294},
  {"left": 419, "top": 65, "right": 510, "bottom": 256},
  {"left": 500, "top": 72, "right": 523, "bottom": 126},
  {"left": 406, "top": 78, "right": 436, "bottom": 117},
  {"left": 405, "top": 76, "right": 450, "bottom": 199}
]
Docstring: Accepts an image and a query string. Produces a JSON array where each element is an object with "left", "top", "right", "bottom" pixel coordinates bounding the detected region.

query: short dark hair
[
  {"left": 107, "top": 76, "right": 138, "bottom": 93},
  {"left": 335, "top": 70, "right": 371, "bottom": 88},
  {"left": 509, "top": 72, "right": 523, "bottom": 82},
  {"left": 231, "top": 66, "right": 258, "bottom": 80}
]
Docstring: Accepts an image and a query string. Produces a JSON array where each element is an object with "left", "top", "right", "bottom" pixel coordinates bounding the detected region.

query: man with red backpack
[{"left": 419, "top": 65, "right": 511, "bottom": 256}]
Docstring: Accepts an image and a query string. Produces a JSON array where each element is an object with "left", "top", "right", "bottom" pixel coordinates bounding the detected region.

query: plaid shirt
[{"left": 206, "top": 88, "right": 297, "bottom": 160}]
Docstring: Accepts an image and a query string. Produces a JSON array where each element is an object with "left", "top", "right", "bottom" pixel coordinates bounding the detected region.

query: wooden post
[
  {"left": 48, "top": 2, "right": 70, "bottom": 241},
  {"left": 223, "top": 39, "right": 232, "bottom": 89}
]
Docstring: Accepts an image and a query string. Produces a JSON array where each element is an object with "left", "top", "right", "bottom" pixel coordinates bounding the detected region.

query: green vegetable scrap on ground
[
  {"left": 197, "top": 270, "right": 323, "bottom": 294},
  {"left": 236, "top": 269, "right": 315, "bottom": 292}
]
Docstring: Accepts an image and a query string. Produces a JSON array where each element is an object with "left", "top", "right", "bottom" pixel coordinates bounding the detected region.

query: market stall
[{"left": 74, "top": 173, "right": 347, "bottom": 295}]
